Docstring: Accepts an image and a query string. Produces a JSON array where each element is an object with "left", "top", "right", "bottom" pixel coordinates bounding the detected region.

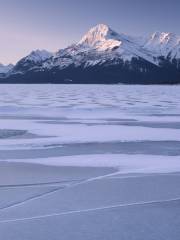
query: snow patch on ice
[{"left": 4, "top": 154, "right": 180, "bottom": 174}]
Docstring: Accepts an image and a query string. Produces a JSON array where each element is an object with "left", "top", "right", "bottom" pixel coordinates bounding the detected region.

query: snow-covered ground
[{"left": 0, "top": 84, "right": 180, "bottom": 240}]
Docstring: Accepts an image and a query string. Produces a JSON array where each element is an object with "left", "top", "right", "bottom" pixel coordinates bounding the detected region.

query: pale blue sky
[{"left": 0, "top": 0, "right": 180, "bottom": 64}]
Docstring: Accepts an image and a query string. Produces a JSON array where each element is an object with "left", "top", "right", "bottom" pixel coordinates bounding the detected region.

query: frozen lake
[{"left": 0, "top": 84, "right": 180, "bottom": 240}]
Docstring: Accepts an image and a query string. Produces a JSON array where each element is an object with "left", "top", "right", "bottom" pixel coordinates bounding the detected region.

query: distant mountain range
[{"left": 1, "top": 24, "right": 180, "bottom": 84}]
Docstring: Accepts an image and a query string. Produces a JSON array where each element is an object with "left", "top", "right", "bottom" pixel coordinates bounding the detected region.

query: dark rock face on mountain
[{"left": 1, "top": 24, "right": 180, "bottom": 84}]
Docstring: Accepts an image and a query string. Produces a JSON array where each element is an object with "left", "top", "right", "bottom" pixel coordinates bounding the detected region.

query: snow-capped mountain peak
[
  {"left": 12, "top": 49, "right": 53, "bottom": 73},
  {"left": 25, "top": 49, "right": 53, "bottom": 63},
  {"left": 78, "top": 24, "right": 156, "bottom": 64},
  {"left": 79, "top": 24, "right": 126, "bottom": 52},
  {"left": 147, "top": 32, "right": 179, "bottom": 49},
  {"left": 3, "top": 24, "right": 180, "bottom": 84},
  {"left": 0, "top": 63, "right": 14, "bottom": 74},
  {"left": 144, "top": 31, "right": 180, "bottom": 58},
  {"left": 79, "top": 24, "right": 119, "bottom": 47}
]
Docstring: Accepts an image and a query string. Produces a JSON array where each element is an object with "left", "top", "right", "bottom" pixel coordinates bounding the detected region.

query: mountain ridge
[{"left": 1, "top": 24, "right": 180, "bottom": 84}]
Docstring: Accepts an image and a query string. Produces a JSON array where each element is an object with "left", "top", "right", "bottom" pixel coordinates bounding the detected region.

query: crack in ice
[{"left": 1, "top": 197, "right": 180, "bottom": 224}]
